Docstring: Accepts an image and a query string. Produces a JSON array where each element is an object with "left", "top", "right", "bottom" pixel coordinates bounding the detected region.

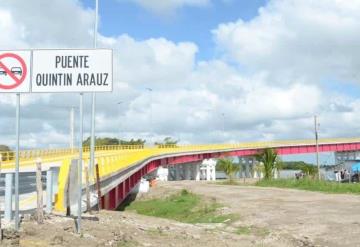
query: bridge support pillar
[
  {"left": 194, "top": 164, "right": 200, "bottom": 181},
  {"left": 212, "top": 164, "right": 216, "bottom": 181},
  {"left": 175, "top": 165, "right": 181, "bottom": 180},
  {"left": 5, "top": 173, "right": 13, "bottom": 221},
  {"left": 206, "top": 164, "right": 211, "bottom": 181},
  {"left": 274, "top": 168, "right": 279, "bottom": 179},
  {"left": 245, "top": 163, "right": 250, "bottom": 178},
  {"left": 184, "top": 164, "right": 191, "bottom": 180},
  {"left": 46, "top": 168, "right": 53, "bottom": 214}
]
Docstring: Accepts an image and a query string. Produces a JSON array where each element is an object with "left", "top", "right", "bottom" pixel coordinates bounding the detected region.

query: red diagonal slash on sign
[{"left": 0, "top": 53, "right": 27, "bottom": 90}]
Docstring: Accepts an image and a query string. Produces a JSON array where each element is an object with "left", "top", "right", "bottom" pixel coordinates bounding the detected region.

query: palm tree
[
  {"left": 255, "top": 148, "right": 279, "bottom": 180},
  {"left": 274, "top": 156, "right": 283, "bottom": 179},
  {"left": 300, "top": 164, "right": 318, "bottom": 178},
  {"left": 253, "top": 162, "right": 264, "bottom": 180},
  {"left": 217, "top": 158, "right": 240, "bottom": 183}
]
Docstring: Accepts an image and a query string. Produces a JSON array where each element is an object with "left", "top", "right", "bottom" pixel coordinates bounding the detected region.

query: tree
[
  {"left": 0, "top": 145, "right": 13, "bottom": 161},
  {"left": 119, "top": 139, "right": 146, "bottom": 146},
  {"left": 300, "top": 164, "right": 318, "bottom": 178},
  {"left": 281, "top": 161, "right": 318, "bottom": 178},
  {"left": 0, "top": 145, "right": 10, "bottom": 152},
  {"left": 274, "top": 156, "right": 283, "bottom": 178},
  {"left": 83, "top": 137, "right": 119, "bottom": 147},
  {"left": 83, "top": 137, "right": 146, "bottom": 147},
  {"left": 253, "top": 162, "right": 264, "bottom": 180},
  {"left": 255, "top": 148, "right": 280, "bottom": 180},
  {"left": 217, "top": 158, "right": 240, "bottom": 182},
  {"left": 282, "top": 161, "right": 314, "bottom": 170},
  {"left": 155, "top": 137, "right": 179, "bottom": 147}
]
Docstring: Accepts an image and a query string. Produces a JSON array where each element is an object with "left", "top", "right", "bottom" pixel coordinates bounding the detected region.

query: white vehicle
[
  {"left": 11, "top": 67, "right": 22, "bottom": 76},
  {"left": 0, "top": 68, "right": 6, "bottom": 76}
]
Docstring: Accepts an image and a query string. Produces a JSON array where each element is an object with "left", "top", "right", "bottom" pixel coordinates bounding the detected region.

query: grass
[
  {"left": 235, "top": 226, "right": 251, "bottom": 235},
  {"left": 256, "top": 178, "right": 360, "bottom": 195},
  {"left": 124, "top": 189, "right": 236, "bottom": 224},
  {"left": 216, "top": 179, "right": 242, "bottom": 185},
  {"left": 145, "top": 228, "right": 167, "bottom": 236},
  {"left": 235, "top": 226, "right": 269, "bottom": 237},
  {"left": 117, "top": 241, "right": 139, "bottom": 247}
]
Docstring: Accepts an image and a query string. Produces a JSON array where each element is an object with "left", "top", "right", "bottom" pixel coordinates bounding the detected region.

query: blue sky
[
  {"left": 80, "top": 0, "right": 360, "bottom": 93},
  {"left": 81, "top": 0, "right": 268, "bottom": 60}
]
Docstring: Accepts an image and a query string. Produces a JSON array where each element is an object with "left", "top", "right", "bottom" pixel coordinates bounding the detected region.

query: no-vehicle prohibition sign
[{"left": 0, "top": 50, "right": 31, "bottom": 93}]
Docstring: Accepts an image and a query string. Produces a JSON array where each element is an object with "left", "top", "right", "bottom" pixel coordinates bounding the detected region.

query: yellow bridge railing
[
  {"left": 1, "top": 137, "right": 359, "bottom": 166},
  {"left": 0, "top": 144, "right": 145, "bottom": 163}
]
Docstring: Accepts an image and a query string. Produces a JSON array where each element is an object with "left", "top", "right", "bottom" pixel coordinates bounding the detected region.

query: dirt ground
[{"left": 2, "top": 180, "right": 360, "bottom": 246}]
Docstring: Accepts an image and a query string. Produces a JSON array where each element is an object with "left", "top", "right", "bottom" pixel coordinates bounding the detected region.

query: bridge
[{"left": 1, "top": 137, "right": 360, "bottom": 217}]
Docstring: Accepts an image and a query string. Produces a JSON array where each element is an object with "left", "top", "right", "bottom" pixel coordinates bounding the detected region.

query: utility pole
[
  {"left": 78, "top": 0, "right": 98, "bottom": 234},
  {"left": 221, "top": 113, "right": 225, "bottom": 140},
  {"left": 50, "top": 105, "right": 77, "bottom": 150},
  {"left": 117, "top": 101, "right": 123, "bottom": 144},
  {"left": 89, "top": 0, "right": 99, "bottom": 179},
  {"left": 146, "top": 88, "right": 153, "bottom": 145},
  {"left": 70, "top": 107, "right": 75, "bottom": 151},
  {"left": 314, "top": 115, "right": 320, "bottom": 180}
]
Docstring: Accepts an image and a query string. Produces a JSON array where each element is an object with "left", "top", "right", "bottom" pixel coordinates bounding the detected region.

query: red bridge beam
[{"left": 101, "top": 141, "right": 360, "bottom": 210}]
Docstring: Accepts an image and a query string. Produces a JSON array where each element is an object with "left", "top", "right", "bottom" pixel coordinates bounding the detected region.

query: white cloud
[
  {"left": 213, "top": 0, "right": 360, "bottom": 84},
  {"left": 0, "top": 0, "right": 94, "bottom": 48},
  {"left": 100, "top": 34, "right": 198, "bottom": 86},
  {"left": 0, "top": 9, "right": 27, "bottom": 48},
  {"left": 122, "top": 0, "right": 210, "bottom": 15}
]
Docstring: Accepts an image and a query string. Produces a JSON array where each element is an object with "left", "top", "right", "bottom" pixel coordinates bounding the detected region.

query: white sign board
[
  {"left": 0, "top": 50, "right": 31, "bottom": 93},
  {"left": 31, "top": 49, "right": 112, "bottom": 93}
]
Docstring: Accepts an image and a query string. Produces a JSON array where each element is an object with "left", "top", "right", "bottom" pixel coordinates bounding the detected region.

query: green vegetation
[
  {"left": 235, "top": 226, "right": 251, "bottom": 235},
  {"left": 282, "top": 161, "right": 318, "bottom": 177},
  {"left": 255, "top": 148, "right": 282, "bottom": 179},
  {"left": 125, "top": 189, "right": 236, "bottom": 224},
  {"left": 300, "top": 164, "right": 318, "bottom": 177},
  {"left": 256, "top": 178, "right": 360, "bottom": 195},
  {"left": 235, "top": 226, "right": 269, "bottom": 237},
  {"left": 282, "top": 161, "right": 313, "bottom": 170},
  {"left": 217, "top": 179, "right": 241, "bottom": 185},
  {"left": 217, "top": 158, "right": 240, "bottom": 183},
  {"left": 155, "top": 137, "right": 179, "bottom": 147},
  {"left": 83, "top": 137, "right": 146, "bottom": 147},
  {"left": 117, "top": 240, "right": 139, "bottom": 247},
  {"left": 145, "top": 228, "right": 168, "bottom": 236},
  {"left": 0, "top": 145, "right": 13, "bottom": 161},
  {"left": 0, "top": 145, "right": 10, "bottom": 152}
]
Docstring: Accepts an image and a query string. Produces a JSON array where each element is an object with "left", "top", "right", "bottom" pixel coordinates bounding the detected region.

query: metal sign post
[
  {"left": 90, "top": 0, "right": 99, "bottom": 180},
  {"left": 77, "top": 93, "right": 84, "bottom": 233},
  {"left": 14, "top": 93, "right": 20, "bottom": 230},
  {"left": 314, "top": 115, "right": 320, "bottom": 180},
  {"left": 0, "top": 50, "right": 30, "bottom": 231},
  {"left": 70, "top": 107, "right": 75, "bottom": 151}
]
